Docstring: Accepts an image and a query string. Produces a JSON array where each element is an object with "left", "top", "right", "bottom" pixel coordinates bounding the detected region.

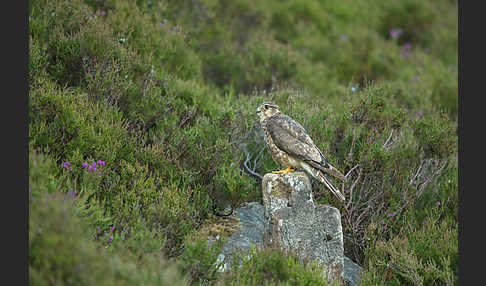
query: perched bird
[{"left": 256, "top": 102, "right": 346, "bottom": 202}]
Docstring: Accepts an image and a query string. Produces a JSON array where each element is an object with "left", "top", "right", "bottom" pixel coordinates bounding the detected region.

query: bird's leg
[{"left": 272, "top": 167, "right": 296, "bottom": 174}]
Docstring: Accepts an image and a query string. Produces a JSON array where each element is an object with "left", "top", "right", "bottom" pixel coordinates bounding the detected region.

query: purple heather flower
[
  {"left": 97, "top": 160, "right": 106, "bottom": 166},
  {"left": 158, "top": 23, "right": 164, "bottom": 27},
  {"left": 107, "top": 235, "right": 113, "bottom": 243},
  {"left": 88, "top": 165, "right": 93, "bottom": 171},
  {"left": 97, "top": 226, "right": 100, "bottom": 231},
  {"left": 417, "top": 110, "right": 423, "bottom": 116},
  {"left": 341, "top": 34, "right": 349, "bottom": 41},
  {"left": 389, "top": 28, "right": 403, "bottom": 39},
  {"left": 29, "top": 188, "right": 31, "bottom": 193},
  {"left": 111, "top": 226, "right": 116, "bottom": 232},
  {"left": 82, "top": 163, "right": 89, "bottom": 168},
  {"left": 387, "top": 212, "right": 397, "bottom": 217},
  {"left": 410, "top": 76, "right": 420, "bottom": 82},
  {"left": 101, "top": 11, "right": 106, "bottom": 17},
  {"left": 433, "top": 188, "right": 438, "bottom": 193},
  {"left": 436, "top": 201, "right": 441, "bottom": 206},
  {"left": 381, "top": 221, "right": 385, "bottom": 225},
  {"left": 402, "top": 43, "right": 411, "bottom": 58},
  {"left": 69, "top": 166, "right": 73, "bottom": 171}
]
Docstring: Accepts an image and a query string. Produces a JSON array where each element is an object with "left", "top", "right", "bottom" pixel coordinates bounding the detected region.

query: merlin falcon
[{"left": 256, "top": 102, "right": 346, "bottom": 202}]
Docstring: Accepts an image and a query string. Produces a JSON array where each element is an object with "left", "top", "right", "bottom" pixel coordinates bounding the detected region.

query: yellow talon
[{"left": 272, "top": 167, "right": 296, "bottom": 175}]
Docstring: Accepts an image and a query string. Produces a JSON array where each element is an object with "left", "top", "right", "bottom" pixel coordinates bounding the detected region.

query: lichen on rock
[{"left": 262, "top": 171, "right": 345, "bottom": 283}]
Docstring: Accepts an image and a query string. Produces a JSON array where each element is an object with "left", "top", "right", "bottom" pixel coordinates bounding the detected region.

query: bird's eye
[{"left": 264, "top": 105, "right": 269, "bottom": 109}]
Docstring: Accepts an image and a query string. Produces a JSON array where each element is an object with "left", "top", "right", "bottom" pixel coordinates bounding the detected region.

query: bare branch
[
  {"left": 345, "top": 164, "right": 360, "bottom": 179},
  {"left": 347, "top": 129, "right": 357, "bottom": 162},
  {"left": 345, "top": 166, "right": 362, "bottom": 209},
  {"left": 243, "top": 148, "right": 263, "bottom": 180},
  {"left": 409, "top": 159, "right": 425, "bottom": 185},
  {"left": 252, "top": 146, "right": 266, "bottom": 173},
  {"left": 383, "top": 130, "right": 394, "bottom": 147}
]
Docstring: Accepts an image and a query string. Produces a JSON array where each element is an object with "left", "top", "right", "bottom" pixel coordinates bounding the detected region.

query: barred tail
[
  {"left": 308, "top": 160, "right": 347, "bottom": 181},
  {"left": 324, "top": 164, "right": 346, "bottom": 182},
  {"left": 302, "top": 164, "right": 345, "bottom": 202}
]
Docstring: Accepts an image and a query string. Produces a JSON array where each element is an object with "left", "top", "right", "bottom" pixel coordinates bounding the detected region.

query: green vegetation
[
  {"left": 29, "top": 0, "right": 457, "bottom": 284},
  {"left": 220, "top": 247, "right": 335, "bottom": 286}
]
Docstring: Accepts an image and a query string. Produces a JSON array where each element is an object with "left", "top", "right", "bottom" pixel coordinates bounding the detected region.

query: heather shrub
[
  {"left": 221, "top": 247, "right": 334, "bottom": 286},
  {"left": 29, "top": 150, "right": 189, "bottom": 286},
  {"left": 379, "top": 0, "right": 438, "bottom": 46},
  {"left": 179, "top": 237, "right": 225, "bottom": 285},
  {"left": 361, "top": 204, "right": 458, "bottom": 285}
]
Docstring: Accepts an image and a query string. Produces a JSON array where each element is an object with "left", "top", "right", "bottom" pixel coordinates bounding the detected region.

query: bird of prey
[{"left": 256, "top": 102, "right": 346, "bottom": 202}]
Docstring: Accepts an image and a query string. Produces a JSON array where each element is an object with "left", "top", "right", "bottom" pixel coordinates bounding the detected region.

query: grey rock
[
  {"left": 212, "top": 172, "right": 362, "bottom": 285},
  {"left": 262, "top": 172, "right": 344, "bottom": 283},
  {"left": 344, "top": 256, "right": 363, "bottom": 286},
  {"left": 218, "top": 202, "right": 265, "bottom": 271},
  {"left": 215, "top": 204, "right": 234, "bottom": 217}
]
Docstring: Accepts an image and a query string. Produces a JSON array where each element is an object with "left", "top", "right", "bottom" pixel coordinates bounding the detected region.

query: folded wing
[{"left": 267, "top": 114, "right": 345, "bottom": 181}]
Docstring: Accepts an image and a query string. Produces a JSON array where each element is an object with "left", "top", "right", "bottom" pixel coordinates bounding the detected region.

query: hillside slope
[{"left": 29, "top": 0, "right": 458, "bottom": 285}]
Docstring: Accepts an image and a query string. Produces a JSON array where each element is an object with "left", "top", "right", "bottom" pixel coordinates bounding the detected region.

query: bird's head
[{"left": 256, "top": 102, "right": 281, "bottom": 121}]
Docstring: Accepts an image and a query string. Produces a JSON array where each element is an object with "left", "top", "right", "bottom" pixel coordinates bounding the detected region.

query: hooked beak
[{"left": 256, "top": 109, "right": 261, "bottom": 114}]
